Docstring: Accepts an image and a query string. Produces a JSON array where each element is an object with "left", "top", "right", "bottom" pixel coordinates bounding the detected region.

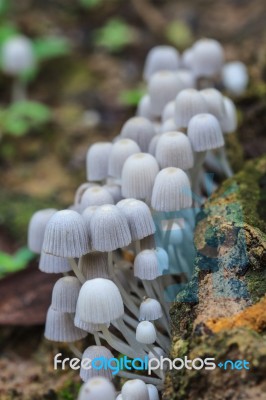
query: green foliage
[
  {"left": 0, "top": 101, "right": 52, "bottom": 137},
  {"left": 0, "top": 0, "right": 10, "bottom": 17},
  {"left": 94, "top": 18, "right": 134, "bottom": 52},
  {"left": 119, "top": 87, "right": 145, "bottom": 106},
  {"left": 79, "top": 0, "right": 103, "bottom": 9},
  {"left": 0, "top": 247, "right": 35, "bottom": 277},
  {"left": 165, "top": 20, "right": 193, "bottom": 49},
  {"left": 0, "top": 22, "right": 17, "bottom": 48},
  {"left": 33, "top": 37, "right": 71, "bottom": 62}
]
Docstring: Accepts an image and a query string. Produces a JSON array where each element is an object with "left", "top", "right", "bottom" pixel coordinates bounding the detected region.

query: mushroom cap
[
  {"left": 76, "top": 278, "right": 124, "bottom": 324},
  {"left": 192, "top": 38, "right": 224, "bottom": 78},
  {"left": 39, "top": 253, "right": 71, "bottom": 274},
  {"left": 44, "top": 306, "right": 87, "bottom": 342},
  {"left": 120, "top": 117, "right": 156, "bottom": 152},
  {"left": 90, "top": 205, "right": 131, "bottom": 251},
  {"left": 80, "top": 345, "right": 115, "bottom": 382},
  {"left": 200, "top": 88, "right": 225, "bottom": 121},
  {"left": 42, "top": 209, "right": 91, "bottom": 258},
  {"left": 28, "top": 208, "right": 57, "bottom": 254},
  {"left": 122, "top": 379, "right": 149, "bottom": 400},
  {"left": 148, "top": 134, "right": 161, "bottom": 156},
  {"left": 222, "top": 61, "right": 248, "bottom": 95},
  {"left": 103, "top": 183, "right": 123, "bottom": 203},
  {"left": 147, "top": 384, "right": 160, "bottom": 400},
  {"left": 139, "top": 298, "right": 163, "bottom": 321},
  {"left": 175, "top": 88, "right": 208, "bottom": 128},
  {"left": 80, "top": 186, "right": 114, "bottom": 211},
  {"left": 136, "top": 321, "right": 157, "bottom": 344},
  {"left": 86, "top": 142, "right": 112, "bottom": 181},
  {"left": 134, "top": 249, "right": 162, "bottom": 280},
  {"left": 1, "top": 35, "right": 35, "bottom": 75},
  {"left": 162, "top": 101, "right": 176, "bottom": 123},
  {"left": 151, "top": 168, "right": 192, "bottom": 212},
  {"left": 160, "top": 118, "right": 177, "bottom": 134},
  {"left": 220, "top": 96, "right": 237, "bottom": 134},
  {"left": 187, "top": 113, "right": 224, "bottom": 152},
  {"left": 137, "top": 94, "right": 155, "bottom": 120},
  {"left": 51, "top": 276, "right": 81, "bottom": 313},
  {"left": 121, "top": 153, "right": 159, "bottom": 200},
  {"left": 144, "top": 45, "right": 180, "bottom": 81},
  {"left": 78, "top": 377, "right": 116, "bottom": 400},
  {"left": 155, "top": 131, "right": 194, "bottom": 170}
]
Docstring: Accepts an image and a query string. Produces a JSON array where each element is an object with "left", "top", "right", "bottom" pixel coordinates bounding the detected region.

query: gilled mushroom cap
[
  {"left": 175, "top": 89, "right": 208, "bottom": 128},
  {"left": 76, "top": 278, "right": 124, "bottom": 324},
  {"left": 42, "top": 210, "right": 91, "bottom": 258},
  {"left": 28, "top": 208, "right": 57, "bottom": 254},
  {"left": 155, "top": 131, "right": 194, "bottom": 170},
  {"left": 220, "top": 96, "right": 237, "bottom": 134},
  {"left": 86, "top": 142, "right": 112, "bottom": 182},
  {"left": 80, "top": 186, "right": 114, "bottom": 211},
  {"left": 137, "top": 94, "right": 155, "bottom": 120},
  {"left": 80, "top": 346, "right": 115, "bottom": 382},
  {"left": 192, "top": 38, "right": 224, "bottom": 78},
  {"left": 134, "top": 249, "right": 162, "bottom": 280},
  {"left": 121, "top": 153, "right": 159, "bottom": 200},
  {"left": 139, "top": 298, "right": 163, "bottom": 321},
  {"left": 143, "top": 45, "right": 180, "bottom": 82},
  {"left": 160, "top": 118, "right": 177, "bottom": 134},
  {"left": 136, "top": 321, "right": 157, "bottom": 344},
  {"left": 90, "top": 205, "right": 131, "bottom": 251},
  {"left": 108, "top": 138, "right": 141, "bottom": 179},
  {"left": 103, "top": 183, "right": 123, "bottom": 203},
  {"left": 162, "top": 101, "right": 175, "bottom": 123},
  {"left": 122, "top": 379, "right": 149, "bottom": 400},
  {"left": 200, "top": 88, "right": 225, "bottom": 121},
  {"left": 78, "top": 377, "right": 116, "bottom": 400},
  {"left": 148, "top": 134, "right": 161, "bottom": 156},
  {"left": 187, "top": 113, "right": 224, "bottom": 152},
  {"left": 147, "top": 384, "right": 160, "bottom": 400},
  {"left": 120, "top": 117, "right": 156, "bottom": 152},
  {"left": 39, "top": 253, "right": 71, "bottom": 274},
  {"left": 78, "top": 252, "right": 109, "bottom": 280},
  {"left": 116, "top": 199, "right": 155, "bottom": 241},
  {"left": 44, "top": 306, "right": 87, "bottom": 342},
  {"left": 51, "top": 276, "right": 81, "bottom": 313},
  {"left": 74, "top": 314, "right": 106, "bottom": 333},
  {"left": 151, "top": 168, "right": 192, "bottom": 212}
]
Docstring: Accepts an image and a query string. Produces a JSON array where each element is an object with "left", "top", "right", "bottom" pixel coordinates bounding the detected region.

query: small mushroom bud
[
  {"left": 181, "top": 48, "right": 194, "bottom": 69},
  {"left": 42, "top": 210, "right": 90, "bottom": 258},
  {"left": 220, "top": 96, "right": 237, "bottom": 134},
  {"left": 122, "top": 379, "right": 149, "bottom": 400},
  {"left": 155, "top": 131, "right": 194, "bottom": 170},
  {"left": 121, "top": 153, "right": 159, "bottom": 200},
  {"left": 222, "top": 61, "right": 248, "bottom": 95},
  {"left": 86, "top": 142, "right": 112, "bottom": 182},
  {"left": 139, "top": 298, "right": 163, "bottom": 321},
  {"left": 78, "top": 377, "right": 116, "bottom": 400},
  {"left": 148, "top": 134, "right": 161, "bottom": 156},
  {"left": 1, "top": 35, "right": 35, "bottom": 76},
  {"left": 147, "top": 384, "right": 160, "bottom": 400},
  {"left": 120, "top": 117, "right": 156, "bottom": 152},
  {"left": 175, "top": 89, "right": 208, "bottom": 128},
  {"left": 108, "top": 139, "right": 141, "bottom": 179},
  {"left": 192, "top": 38, "right": 224, "bottom": 78},
  {"left": 44, "top": 306, "right": 87, "bottom": 342},
  {"left": 144, "top": 45, "right": 180, "bottom": 82},
  {"left": 162, "top": 101, "right": 175, "bottom": 123},
  {"left": 80, "top": 186, "right": 114, "bottom": 211},
  {"left": 151, "top": 168, "right": 192, "bottom": 212},
  {"left": 136, "top": 321, "right": 157, "bottom": 344},
  {"left": 80, "top": 346, "right": 115, "bottom": 382},
  {"left": 28, "top": 209, "right": 57, "bottom": 254},
  {"left": 160, "top": 119, "right": 177, "bottom": 134},
  {"left": 137, "top": 94, "right": 155, "bottom": 120},
  {"left": 200, "top": 88, "right": 225, "bottom": 121},
  {"left": 134, "top": 250, "right": 162, "bottom": 280}
]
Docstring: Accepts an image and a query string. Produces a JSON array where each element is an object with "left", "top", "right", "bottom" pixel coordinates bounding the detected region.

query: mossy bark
[{"left": 164, "top": 155, "right": 266, "bottom": 400}]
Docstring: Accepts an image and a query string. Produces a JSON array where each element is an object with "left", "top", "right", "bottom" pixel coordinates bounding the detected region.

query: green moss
[
  {"left": 245, "top": 268, "right": 266, "bottom": 303},
  {"left": 57, "top": 381, "right": 81, "bottom": 400}
]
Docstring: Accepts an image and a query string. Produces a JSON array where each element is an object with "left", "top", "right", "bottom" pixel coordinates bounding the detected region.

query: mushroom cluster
[{"left": 28, "top": 38, "right": 245, "bottom": 399}]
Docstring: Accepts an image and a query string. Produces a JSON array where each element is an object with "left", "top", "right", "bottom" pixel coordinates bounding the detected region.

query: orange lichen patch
[
  {"left": 122, "top": 250, "right": 135, "bottom": 263},
  {"left": 206, "top": 296, "right": 266, "bottom": 333}
]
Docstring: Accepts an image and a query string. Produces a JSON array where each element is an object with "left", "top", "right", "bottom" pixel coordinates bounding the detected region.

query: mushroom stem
[
  {"left": 108, "top": 251, "right": 113, "bottom": 276},
  {"left": 142, "top": 280, "right": 157, "bottom": 299},
  {"left": 12, "top": 78, "right": 27, "bottom": 102},
  {"left": 68, "top": 258, "right": 86, "bottom": 284},
  {"left": 217, "top": 147, "right": 233, "bottom": 178},
  {"left": 68, "top": 343, "right": 82, "bottom": 359},
  {"left": 135, "top": 239, "right": 141, "bottom": 254},
  {"left": 94, "top": 332, "right": 101, "bottom": 346},
  {"left": 118, "top": 370, "right": 164, "bottom": 387},
  {"left": 190, "top": 150, "right": 207, "bottom": 197},
  {"left": 163, "top": 218, "right": 174, "bottom": 249}
]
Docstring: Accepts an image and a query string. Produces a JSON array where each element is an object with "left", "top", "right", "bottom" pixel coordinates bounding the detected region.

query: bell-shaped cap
[
  {"left": 82, "top": 206, "right": 98, "bottom": 229},
  {"left": 160, "top": 118, "right": 177, "bottom": 134},
  {"left": 155, "top": 131, "right": 194, "bottom": 170},
  {"left": 139, "top": 298, "right": 163, "bottom": 321},
  {"left": 51, "top": 276, "right": 81, "bottom": 313},
  {"left": 122, "top": 379, "right": 149, "bottom": 400},
  {"left": 143, "top": 45, "right": 180, "bottom": 81},
  {"left": 175, "top": 88, "right": 208, "bottom": 128},
  {"left": 117, "top": 199, "right": 155, "bottom": 240},
  {"left": 192, "top": 38, "right": 224, "bottom": 78},
  {"left": 121, "top": 153, "right": 159, "bottom": 200},
  {"left": 86, "top": 142, "right": 112, "bottom": 181},
  {"left": 1, "top": 35, "right": 35, "bottom": 75},
  {"left": 120, "top": 117, "right": 156, "bottom": 152},
  {"left": 162, "top": 101, "right": 175, "bottom": 122},
  {"left": 181, "top": 48, "right": 194, "bottom": 69},
  {"left": 201, "top": 88, "right": 225, "bottom": 121},
  {"left": 222, "top": 61, "right": 248, "bottom": 95},
  {"left": 148, "top": 71, "right": 184, "bottom": 116},
  {"left": 176, "top": 69, "right": 196, "bottom": 90},
  {"left": 76, "top": 278, "right": 124, "bottom": 324},
  {"left": 74, "top": 183, "right": 97, "bottom": 212},
  {"left": 108, "top": 139, "right": 141, "bottom": 179},
  {"left": 147, "top": 384, "right": 159, "bottom": 400},
  {"left": 44, "top": 307, "right": 87, "bottom": 342},
  {"left": 103, "top": 183, "right": 123, "bottom": 203},
  {"left": 80, "top": 186, "right": 114, "bottom": 211},
  {"left": 90, "top": 205, "right": 131, "bottom": 251},
  {"left": 136, "top": 321, "right": 156, "bottom": 344},
  {"left": 80, "top": 345, "right": 115, "bottom": 382},
  {"left": 134, "top": 249, "right": 162, "bottom": 280},
  {"left": 137, "top": 94, "right": 155, "bottom": 120},
  {"left": 78, "top": 377, "right": 116, "bottom": 400},
  {"left": 28, "top": 208, "right": 57, "bottom": 254},
  {"left": 151, "top": 168, "right": 192, "bottom": 212},
  {"left": 79, "top": 252, "right": 109, "bottom": 280},
  {"left": 39, "top": 253, "right": 71, "bottom": 274},
  {"left": 42, "top": 210, "right": 91, "bottom": 258},
  {"left": 148, "top": 134, "right": 161, "bottom": 156},
  {"left": 187, "top": 113, "right": 224, "bottom": 152},
  {"left": 220, "top": 96, "right": 237, "bottom": 134},
  {"left": 74, "top": 314, "right": 104, "bottom": 333}
]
